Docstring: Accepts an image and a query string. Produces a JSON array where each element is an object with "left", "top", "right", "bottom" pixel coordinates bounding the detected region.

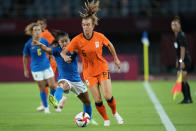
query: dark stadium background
[{"left": 0, "top": 0, "right": 196, "bottom": 81}]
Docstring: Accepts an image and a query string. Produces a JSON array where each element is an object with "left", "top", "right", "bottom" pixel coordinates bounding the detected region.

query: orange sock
[
  {"left": 107, "top": 96, "right": 116, "bottom": 115},
  {"left": 95, "top": 102, "right": 109, "bottom": 120},
  {"left": 45, "top": 87, "right": 49, "bottom": 97}
]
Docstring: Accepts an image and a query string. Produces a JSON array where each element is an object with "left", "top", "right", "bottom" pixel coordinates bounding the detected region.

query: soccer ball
[{"left": 75, "top": 112, "right": 90, "bottom": 127}]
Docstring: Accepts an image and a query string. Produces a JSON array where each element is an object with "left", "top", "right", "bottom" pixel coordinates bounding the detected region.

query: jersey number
[
  {"left": 82, "top": 50, "right": 86, "bottom": 57},
  {"left": 37, "top": 49, "right": 42, "bottom": 56}
]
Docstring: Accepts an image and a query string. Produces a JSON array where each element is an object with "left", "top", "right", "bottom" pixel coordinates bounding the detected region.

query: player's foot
[
  {"left": 49, "top": 94, "right": 58, "bottom": 108},
  {"left": 44, "top": 107, "right": 50, "bottom": 114},
  {"left": 59, "top": 96, "right": 67, "bottom": 109},
  {"left": 179, "top": 99, "right": 193, "bottom": 104},
  {"left": 104, "top": 120, "right": 110, "bottom": 126},
  {"left": 55, "top": 107, "right": 62, "bottom": 112},
  {"left": 114, "top": 112, "right": 124, "bottom": 125},
  {"left": 90, "top": 119, "right": 98, "bottom": 125},
  {"left": 36, "top": 105, "right": 44, "bottom": 111}
]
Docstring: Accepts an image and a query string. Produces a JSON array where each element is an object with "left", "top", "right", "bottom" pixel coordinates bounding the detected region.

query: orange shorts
[{"left": 84, "top": 71, "right": 110, "bottom": 88}]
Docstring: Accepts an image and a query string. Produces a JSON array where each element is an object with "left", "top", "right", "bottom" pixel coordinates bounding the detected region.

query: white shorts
[
  {"left": 32, "top": 67, "right": 54, "bottom": 81},
  {"left": 58, "top": 79, "right": 87, "bottom": 96}
]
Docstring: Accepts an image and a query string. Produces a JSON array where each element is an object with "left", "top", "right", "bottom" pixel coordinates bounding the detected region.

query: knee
[
  {"left": 49, "top": 83, "right": 56, "bottom": 89},
  {"left": 83, "top": 99, "right": 91, "bottom": 106},
  {"left": 103, "top": 94, "right": 112, "bottom": 100},
  {"left": 37, "top": 83, "right": 45, "bottom": 92},
  {"left": 39, "top": 86, "right": 46, "bottom": 92},
  {"left": 94, "top": 97, "right": 102, "bottom": 103}
]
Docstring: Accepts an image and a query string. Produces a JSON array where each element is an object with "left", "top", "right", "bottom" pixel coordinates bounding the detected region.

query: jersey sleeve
[
  {"left": 23, "top": 42, "right": 30, "bottom": 55},
  {"left": 179, "top": 32, "right": 187, "bottom": 47},
  {"left": 100, "top": 34, "right": 109, "bottom": 47},
  {"left": 51, "top": 47, "right": 58, "bottom": 56},
  {"left": 66, "top": 37, "right": 78, "bottom": 53}
]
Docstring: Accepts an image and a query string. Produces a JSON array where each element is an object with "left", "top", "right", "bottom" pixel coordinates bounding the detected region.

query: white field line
[{"left": 143, "top": 81, "right": 176, "bottom": 131}]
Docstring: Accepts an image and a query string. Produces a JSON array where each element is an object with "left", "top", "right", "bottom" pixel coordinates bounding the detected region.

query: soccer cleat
[
  {"left": 59, "top": 96, "right": 67, "bottom": 109},
  {"left": 36, "top": 105, "right": 44, "bottom": 111},
  {"left": 55, "top": 107, "right": 62, "bottom": 112},
  {"left": 90, "top": 119, "right": 98, "bottom": 125},
  {"left": 44, "top": 107, "right": 50, "bottom": 114},
  {"left": 104, "top": 120, "right": 110, "bottom": 126},
  {"left": 114, "top": 112, "right": 124, "bottom": 125},
  {"left": 49, "top": 94, "right": 58, "bottom": 108},
  {"left": 179, "top": 99, "right": 193, "bottom": 104}
]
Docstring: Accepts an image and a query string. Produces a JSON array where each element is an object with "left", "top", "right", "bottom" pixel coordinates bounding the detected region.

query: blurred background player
[
  {"left": 23, "top": 23, "right": 56, "bottom": 114},
  {"left": 36, "top": 18, "right": 58, "bottom": 111},
  {"left": 61, "top": 0, "right": 123, "bottom": 126},
  {"left": 171, "top": 16, "right": 193, "bottom": 104},
  {"left": 32, "top": 31, "right": 98, "bottom": 124}
]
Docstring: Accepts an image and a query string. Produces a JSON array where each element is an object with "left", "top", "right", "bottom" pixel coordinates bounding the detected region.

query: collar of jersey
[{"left": 83, "top": 32, "right": 94, "bottom": 41}]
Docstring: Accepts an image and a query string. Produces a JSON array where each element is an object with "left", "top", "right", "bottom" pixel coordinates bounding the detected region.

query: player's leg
[
  {"left": 44, "top": 67, "right": 56, "bottom": 96},
  {"left": 49, "top": 79, "right": 69, "bottom": 109},
  {"left": 77, "top": 92, "right": 92, "bottom": 118},
  {"left": 77, "top": 92, "right": 98, "bottom": 125},
  {"left": 100, "top": 72, "right": 123, "bottom": 125},
  {"left": 36, "top": 80, "right": 50, "bottom": 114},
  {"left": 32, "top": 71, "right": 49, "bottom": 113},
  {"left": 56, "top": 80, "right": 69, "bottom": 108},
  {"left": 87, "top": 80, "right": 110, "bottom": 126},
  {"left": 180, "top": 71, "right": 192, "bottom": 104},
  {"left": 46, "top": 77, "right": 56, "bottom": 95}
]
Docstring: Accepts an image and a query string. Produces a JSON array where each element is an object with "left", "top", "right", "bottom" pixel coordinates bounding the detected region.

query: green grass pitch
[{"left": 0, "top": 81, "right": 196, "bottom": 131}]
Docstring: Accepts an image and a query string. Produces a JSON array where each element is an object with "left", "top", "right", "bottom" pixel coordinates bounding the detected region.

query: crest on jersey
[
  {"left": 86, "top": 80, "right": 90, "bottom": 86},
  {"left": 174, "top": 42, "right": 178, "bottom": 48},
  {"left": 95, "top": 41, "right": 99, "bottom": 48}
]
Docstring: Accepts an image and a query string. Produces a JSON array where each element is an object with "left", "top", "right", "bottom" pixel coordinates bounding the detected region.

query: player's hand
[
  {"left": 114, "top": 58, "right": 120, "bottom": 69},
  {"left": 24, "top": 69, "right": 29, "bottom": 78},
  {"left": 62, "top": 54, "right": 72, "bottom": 63},
  {"left": 176, "top": 60, "right": 178, "bottom": 68},
  {"left": 180, "top": 62, "right": 185, "bottom": 69}
]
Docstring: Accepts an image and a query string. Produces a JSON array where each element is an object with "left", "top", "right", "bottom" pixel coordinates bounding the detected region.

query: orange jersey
[
  {"left": 66, "top": 32, "right": 109, "bottom": 78},
  {"left": 40, "top": 29, "right": 55, "bottom": 45}
]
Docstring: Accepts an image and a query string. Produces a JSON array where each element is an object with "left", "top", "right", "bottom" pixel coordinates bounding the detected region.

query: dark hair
[
  {"left": 80, "top": 0, "right": 100, "bottom": 25},
  {"left": 52, "top": 30, "right": 69, "bottom": 41},
  {"left": 37, "top": 18, "right": 47, "bottom": 24},
  {"left": 56, "top": 32, "right": 69, "bottom": 41},
  {"left": 172, "top": 16, "right": 181, "bottom": 24},
  {"left": 51, "top": 30, "right": 69, "bottom": 46}
]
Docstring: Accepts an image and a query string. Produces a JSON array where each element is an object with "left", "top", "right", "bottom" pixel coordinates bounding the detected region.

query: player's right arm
[
  {"left": 23, "top": 42, "right": 30, "bottom": 78},
  {"left": 60, "top": 48, "right": 71, "bottom": 62},
  {"left": 32, "top": 40, "right": 52, "bottom": 53},
  {"left": 60, "top": 36, "right": 78, "bottom": 63},
  {"left": 23, "top": 54, "right": 29, "bottom": 78}
]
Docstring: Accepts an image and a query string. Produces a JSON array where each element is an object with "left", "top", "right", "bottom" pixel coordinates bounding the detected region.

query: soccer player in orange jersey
[
  {"left": 36, "top": 18, "right": 57, "bottom": 111},
  {"left": 60, "top": 0, "right": 123, "bottom": 126}
]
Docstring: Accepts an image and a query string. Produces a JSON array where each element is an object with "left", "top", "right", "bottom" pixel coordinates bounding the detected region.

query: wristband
[{"left": 179, "top": 59, "right": 183, "bottom": 63}]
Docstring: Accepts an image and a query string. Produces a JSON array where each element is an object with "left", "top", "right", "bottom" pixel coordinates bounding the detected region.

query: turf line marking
[{"left": 143, "top": 81, "right": 176, "bottom": 131}]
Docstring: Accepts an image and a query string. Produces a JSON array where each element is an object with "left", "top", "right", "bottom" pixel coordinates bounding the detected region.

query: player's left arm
[
  {"left": 179, "top": 33, "right": 186, "bottom": 69},
  {"left": 180, "top": 46, "right": 185, "bottom": 69},
  {"left": 108, "top": 41, "right": 120, "bottom": 69}
]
